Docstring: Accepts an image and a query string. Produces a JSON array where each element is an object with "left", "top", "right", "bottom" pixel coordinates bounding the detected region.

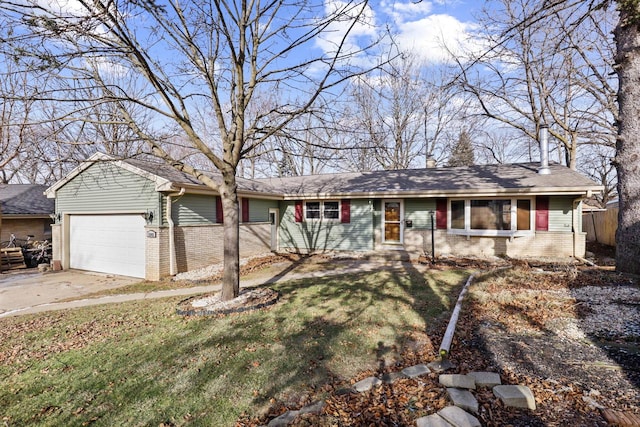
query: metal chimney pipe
[{"left": 538, "top": 124, "right": 551, "bottom": 175}]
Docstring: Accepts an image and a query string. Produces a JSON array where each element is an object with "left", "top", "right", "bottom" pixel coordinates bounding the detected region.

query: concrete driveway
[{"left": 0, "top": 269, "right": 139, "bottom": 317}]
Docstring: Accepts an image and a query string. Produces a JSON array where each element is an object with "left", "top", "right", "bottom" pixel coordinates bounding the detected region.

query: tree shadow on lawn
[
  {"left": 0, "top": 259, "right": 479, "bottom": 426},
  {"left": 229, "top": 257, "right": 470, "bottom": 424},
  {"left": 36, "top": 256, "right": 471, "bottom": 426},
  {"left": 118, "top": 256, "right": 467, "bottom": 426}
]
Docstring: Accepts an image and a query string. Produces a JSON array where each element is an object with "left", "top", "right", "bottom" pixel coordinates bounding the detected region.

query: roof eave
[
  {"left": 280, "top": 185, "right": 605, "bottom": 200},
  {"left": 160, "top": 183, "right": 283, "bottom": 200},
  {"left": 0, "top": 214, "right": 53, "bottom": 219}
]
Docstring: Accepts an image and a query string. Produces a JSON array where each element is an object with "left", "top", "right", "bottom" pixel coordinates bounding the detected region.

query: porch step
[{"left": 362, "top": 250, "right": 411, "bottom": 262}]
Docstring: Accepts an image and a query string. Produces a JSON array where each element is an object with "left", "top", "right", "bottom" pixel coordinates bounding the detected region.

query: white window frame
[
  {"left": 304, "top": 200, "right": 341, "bottom": 221},
  {"left": 447, "top": 197, "right": 535, "bottom": 237}
]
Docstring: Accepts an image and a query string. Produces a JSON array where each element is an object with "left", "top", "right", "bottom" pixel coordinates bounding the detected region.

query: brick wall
[
  {"left": 1, "top": 218, "right": 53, "bottom": 243},
  {"left": 145, "top": 226, "right": 170, "bottom": 281},
  {"left": 172, "top": 223, "right": 271, "bottom": 273},
  {"left": 403, "top": 229, "right": 584, "bottom": 259}
]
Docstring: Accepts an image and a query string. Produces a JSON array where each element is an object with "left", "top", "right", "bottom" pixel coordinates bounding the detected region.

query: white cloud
[
  {"left": 38, "top": 0, "right": 88, "bottom": 17},
  {"left": 393, "top": 13, "right": 479, "bottom": 64},
  {"left": 380, "top": 0, "right": 434, "bottom": 23},
  {"left": 315, "top": 0, "right": 378, "bottom": 57}
]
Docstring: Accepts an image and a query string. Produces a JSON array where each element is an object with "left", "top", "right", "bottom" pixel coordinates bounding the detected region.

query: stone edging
[
  {"left": 176, "top": 290, "right": 279, "bottom": 316},
  {"left": 263, "top": 366, "right": 537, "bottom": 427}
]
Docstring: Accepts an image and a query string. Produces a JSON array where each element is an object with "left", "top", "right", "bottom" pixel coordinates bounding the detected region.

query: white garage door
[{"left": 70, "top": 215, "right": 146, "bottom": 278}]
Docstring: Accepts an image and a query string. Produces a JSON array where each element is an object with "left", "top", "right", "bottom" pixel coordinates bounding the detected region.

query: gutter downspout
[
  {"left": 572, "top": 196, "right": 586, "bottom": 259},
  {"left": 167, "top": 188, "right": 185, "bottom": 276}
]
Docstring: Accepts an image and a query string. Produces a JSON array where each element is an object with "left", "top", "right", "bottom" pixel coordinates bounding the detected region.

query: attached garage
[
  {"left": 45, "top": 153, "right": 281, "bottom": 280},
  {"left": 69, "top": 214, "right": 146, "bottom": 278}
]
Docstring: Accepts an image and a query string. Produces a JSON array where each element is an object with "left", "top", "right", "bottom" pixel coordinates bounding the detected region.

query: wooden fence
[{"left": 583, "top": 208, "right": 618, "bottom": 247}]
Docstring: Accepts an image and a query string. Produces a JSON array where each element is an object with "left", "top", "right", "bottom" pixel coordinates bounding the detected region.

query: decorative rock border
[
  {"left": 266, "top": 401, "right": 325, "bottom": 427},
  {"left": 423, "top": 406, "right": 481, "bottom": 427},
  {"left": 260, "top": 365, "right": 536, "bottom": 426},
  {"left": 416, "top": 371, "right": 537, "bottom": 427},
  {"left": 493, "top": 384, "right": 536, "bottom": 410},
  {"left": 176, "top": 288, "right": 279, "bottom": 316}
]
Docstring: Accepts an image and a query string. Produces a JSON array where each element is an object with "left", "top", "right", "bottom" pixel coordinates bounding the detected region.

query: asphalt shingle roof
[
  {"left": 123, "top": 157, "right": 281, "bottom": 194},
  {"left": 77, "top": 154, "right": 600, "bottom": 199},
  {"left": 0, "top": 184, "right": 54, "bottom": 215},
  {"left": 261, "top": 162, "right": 601, "bottom": 197}
]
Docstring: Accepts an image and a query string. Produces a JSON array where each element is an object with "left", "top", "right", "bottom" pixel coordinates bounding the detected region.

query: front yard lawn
[{"left": 0, "top": 264, "right": 466, "bottom": 426}]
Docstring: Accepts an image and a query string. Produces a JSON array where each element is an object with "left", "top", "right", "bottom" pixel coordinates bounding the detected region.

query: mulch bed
[{"left": 176, "top": 288, "right": 279, "bottom": 316}]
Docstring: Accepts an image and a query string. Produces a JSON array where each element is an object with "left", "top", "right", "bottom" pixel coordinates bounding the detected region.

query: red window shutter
[
  {"left": 436, "top": 198, "right": 447, "bottom": 229},
  {"left": 341, "top": 199, "right": 351, "bottom": 223},
  {"left": 241, "top": 198, "right": 250, "bottom": 223},
  {"left": 215, "top": 196, "right": 224, "bottom": 224},
  {"left": 536, "top": 196, "right": 549, "bottom": 231},
  {"left": 295, "top": 200, "right": 303, "bottom": 222}
]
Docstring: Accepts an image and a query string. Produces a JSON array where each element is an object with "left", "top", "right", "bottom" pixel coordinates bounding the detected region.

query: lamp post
[{"left": 429, "top": 210, "right": 435, "bottom": 263}]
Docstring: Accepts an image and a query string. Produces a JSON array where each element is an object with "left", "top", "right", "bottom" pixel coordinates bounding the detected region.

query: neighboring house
[
  {"left": 45, "top": 153, "right": 603, "bottom": 280},
  {"left": 0, "top": 184, "right": 54, "bottom": 243}
]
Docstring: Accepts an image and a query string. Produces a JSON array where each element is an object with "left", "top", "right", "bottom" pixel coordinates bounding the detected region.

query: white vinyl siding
[{"left": 279, "top": 199, "right": 373, "bottom": 251}]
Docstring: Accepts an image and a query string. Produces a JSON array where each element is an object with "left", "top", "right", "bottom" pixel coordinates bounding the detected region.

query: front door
[{"left": 383, "top": 200, "right": 403, "bottom": 244}]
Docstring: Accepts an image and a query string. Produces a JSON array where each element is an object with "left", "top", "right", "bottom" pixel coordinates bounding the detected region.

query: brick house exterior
[{"left": 45, "top": 153, "right": 603, "bottom": 280}]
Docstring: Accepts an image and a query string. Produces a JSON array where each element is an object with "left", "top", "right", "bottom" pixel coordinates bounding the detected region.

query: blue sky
[{"left": 360, "top": 0, "right": 483, "bottom": 63}]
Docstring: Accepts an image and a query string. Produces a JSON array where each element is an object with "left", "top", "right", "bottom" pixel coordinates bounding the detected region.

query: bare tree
[
  {"left": 468, "top": 0, "right": 639, "bottom": 274},
  {"left": 581, "top": 145, "right": 617, "bottom": 207},
  {"left": 0, "top": 57, "right": 39, "bottom": 183},
  {"left": 0, "top": 0, "right": 385, "bottom": 299},
  {"left": 241, "top": 107, "right": 343, "bottom": 178},
  {"left": 612, "top": 1, "right": 640, "bottom": 274},
  {"left": 346, "top": 55, "right": 423, "bottom": 170},
  {"left": 457, "top": 0, "right": 617, "bottom": 170},
  {"left": 344, "top": 54, "right": 462, "bottom": 170}
]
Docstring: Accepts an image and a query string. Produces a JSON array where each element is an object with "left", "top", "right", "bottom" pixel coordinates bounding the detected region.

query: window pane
[
  {"left": 517, "top": 200, "right": 531, "bottom": 230},
  {"left": 324, "top": 201, "right": 339, "bottom": 219},
  {"left": 385, "top": 202, "right": 400, "bottom": 221},
  {"left": 470, "top": 200, "right": 511, "bottom": 230},
  {"left": 306, "top": 202, "right": 320, "bottom": 219},
  {"left": 451, "top": 200, "right": 465, "bottom": 229}
]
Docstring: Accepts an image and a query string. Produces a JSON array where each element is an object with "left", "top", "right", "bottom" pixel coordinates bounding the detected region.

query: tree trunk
[
  {"left": 614, "top": 5, "right": 640, "bottom": 275},
  {"left": 219, "top": 173, "right": 240, "bottom": 301}
]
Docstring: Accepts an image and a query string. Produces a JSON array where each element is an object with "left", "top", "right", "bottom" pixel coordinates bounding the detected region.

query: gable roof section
[
  {"left": 0, "top": 184, "right": 54, "bottom": 216},
  {"left": 125, "top": 157, "right": 280, "bottom": 196},
  {"left": 45, "top": 152, "right": 173, "bottom": 198},
  {"left": 45, "top": 152, "right": 281, "bottom": 198},
  {"left": 262, "top": 163, "right": 603, "bottom": 199}
]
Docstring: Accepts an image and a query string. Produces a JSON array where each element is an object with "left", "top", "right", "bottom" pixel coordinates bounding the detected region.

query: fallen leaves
[{"left": 240, "top": 263, "right": 639, "bottom": 427}]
